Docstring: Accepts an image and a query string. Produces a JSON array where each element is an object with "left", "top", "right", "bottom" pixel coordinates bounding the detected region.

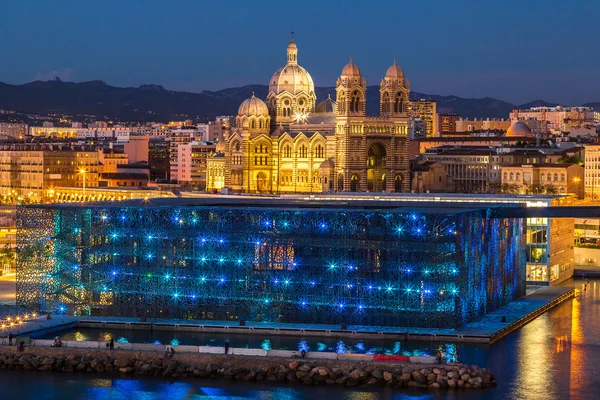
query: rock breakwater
[{"left": 0, "top": 347, "right": 496, "bottom": 390}]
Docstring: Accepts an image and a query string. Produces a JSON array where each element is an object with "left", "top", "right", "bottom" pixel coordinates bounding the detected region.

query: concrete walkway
[{"left": 0, "top": 286, "right": 574, "bottom": 344}]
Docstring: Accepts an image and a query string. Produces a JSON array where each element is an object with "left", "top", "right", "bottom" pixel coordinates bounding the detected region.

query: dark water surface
[{"left": 4, "top": 279, "right": 599, "bottom": 399}]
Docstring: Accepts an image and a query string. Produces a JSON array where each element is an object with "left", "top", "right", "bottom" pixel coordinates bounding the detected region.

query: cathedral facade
[{"left": 224, "top": 37, "right": 411, "bottom": 193}]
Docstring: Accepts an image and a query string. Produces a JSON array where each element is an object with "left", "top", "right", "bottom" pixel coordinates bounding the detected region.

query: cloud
[{"left": 34, "top": 68, "right": 74, "bottom": 82}]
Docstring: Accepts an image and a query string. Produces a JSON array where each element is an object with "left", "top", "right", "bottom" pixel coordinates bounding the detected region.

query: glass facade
[{"left": 16, "top": 200, "right": 526, "bottom": 329}]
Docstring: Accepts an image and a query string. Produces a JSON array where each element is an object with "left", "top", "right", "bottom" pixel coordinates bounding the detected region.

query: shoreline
[{"left": 0, "top": 346, "right": 496, "bottom": 390}]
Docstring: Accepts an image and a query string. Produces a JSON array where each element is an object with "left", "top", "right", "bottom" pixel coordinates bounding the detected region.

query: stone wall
[{"left": 0, "top": 347, "right": 496, "bottom": 390}]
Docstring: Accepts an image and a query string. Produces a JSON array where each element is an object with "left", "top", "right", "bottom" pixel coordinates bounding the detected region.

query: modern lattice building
[
  {"left": 224, "top": 36, "right": 411, "bottom": 194},
  {"left": 17, "top": 197, "right": 526, "bottom": 328}
]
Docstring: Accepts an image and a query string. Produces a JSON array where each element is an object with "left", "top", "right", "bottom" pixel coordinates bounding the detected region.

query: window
[
  {"left": 561, "top": 174, "right": 565, "bottom": 182},
  {"left": 314, "top": 144, "right": 324, "bottom": 158},
  {"left": 351, "top": 91, "right": 361, "bottom": 113},
  {"left": 554, "top": 173, "right": 558, "bottom": 182},
  {"left": 503, "top": 172, "right": 508, "bottom": 181},
  {"left": 298, "top": 145, "right": 307, "bottom": 158},
  {"left": 283, "top": 145, "right": 291, "bottom": 158},
  {"left": 510, "top": 172, "right": 514, "bottom": 181}
]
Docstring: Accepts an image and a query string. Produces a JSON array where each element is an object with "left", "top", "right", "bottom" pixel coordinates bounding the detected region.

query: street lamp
[
  {"left": 573, "top": 176, "right": 581, "bottom": 199},
  {"left": 79, "top": 168, "right": 87, "bottom": 200}
]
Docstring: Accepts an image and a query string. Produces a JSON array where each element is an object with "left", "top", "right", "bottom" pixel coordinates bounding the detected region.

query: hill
[{"left": 0, "top": 79, "right": 597, "bottom": 122}]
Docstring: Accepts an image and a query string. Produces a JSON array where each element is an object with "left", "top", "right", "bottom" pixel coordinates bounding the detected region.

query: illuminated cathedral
[{"left": 224, "top": 36, "right": 411, "bottom": 193}]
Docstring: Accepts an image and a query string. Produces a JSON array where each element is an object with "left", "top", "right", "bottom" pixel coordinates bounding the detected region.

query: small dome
[
  {"left": 341, "top": 57, "right": 361, "bottom": 78},
  {"left": 506, "top": 121, "right": 533, "bottom": 137},
  {"left": 385, "top": 58, "right": 404, "bottom": 80},
  {"left": 315, "top": 94, "right": 336, "bottom": 113},
  {"left": 238, "top": 93, "right": 269, "bottom": 117},
  {"left": 319, "top": 158, "right": 335, "bottom": 170}
]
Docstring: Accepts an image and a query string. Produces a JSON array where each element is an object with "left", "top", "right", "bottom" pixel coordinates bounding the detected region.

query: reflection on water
[{"left": 16, "top": 280, "right": 600, "bottom": 400}]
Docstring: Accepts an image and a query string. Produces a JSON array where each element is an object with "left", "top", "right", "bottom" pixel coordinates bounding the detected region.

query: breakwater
[{"left": 0, "top": 347, "right": 496, "bottom": 390}]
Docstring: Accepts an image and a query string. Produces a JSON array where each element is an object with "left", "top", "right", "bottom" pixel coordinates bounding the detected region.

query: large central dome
[{"left": 268, "top": 37, "right": 315, "bottom": 97}]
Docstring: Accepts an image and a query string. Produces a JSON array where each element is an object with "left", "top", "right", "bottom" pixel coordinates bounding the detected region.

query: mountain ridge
[{"left": 0, "top": 79, "right": 597, "bottom": 123}]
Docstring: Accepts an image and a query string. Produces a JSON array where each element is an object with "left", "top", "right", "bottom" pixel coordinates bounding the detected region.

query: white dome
[
  {"left": 238, "top": 93, "right": 269, "bottom": 117},
  {"left": 269, "top": 38, "right": 315, "bottom": 97},
  {"left": 269, "top": 64, "right": 315, "bottom": 96}
]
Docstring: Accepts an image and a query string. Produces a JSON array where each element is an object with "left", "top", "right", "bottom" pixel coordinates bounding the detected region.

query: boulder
[
  {"left": 366, "top": 378, "right": 379, "bottom": 385},
  {"left": 461, "top": 374, "right": 471, "bottom": 382},
  {"left": 348, "top": 369, "right": 362, "bottom": 380},
  {"left": 371, "top": 369, "right": 383, "bottom": 379},
  {"left": 289, "top": 361, "right": 300, "bottom": 371},
  {"left": 335, "top": 377, "right": 347, "bottom": 385},
  {"left": 429, "top": 383, "right": 441, "bottom": 389},
  {"left": 448, "top": 379, "right": 457, "bottom": 388},
  {"left": 119, "top": 367, "right": 134, "bottom": 373},
  {"left": 412, "top": 371, "right": 427, "bottom": 384},
  {"left": 114, "top": 359, "right": 130, "bottom": 368},
  {"left": 383, "top": 371, "right": 393, "bottom": 382},
  {"left": 427, "top": 373, "right": 436, "bottom": 383},
  {"left": 447, "top": 371, "right": 459, "bottom": 379},
  {"left": 298, "top": 364, "right": 312, "bottom": 372}
]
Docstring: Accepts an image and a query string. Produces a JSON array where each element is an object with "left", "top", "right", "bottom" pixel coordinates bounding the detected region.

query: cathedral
[{"left": 224, "top": 36, "right": 411, "bottom": 193}]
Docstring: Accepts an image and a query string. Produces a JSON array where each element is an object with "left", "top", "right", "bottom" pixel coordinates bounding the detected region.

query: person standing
[
  {"left": 224, "top": 340, "right": 230, "bottom": 354},
  {"left": 8, "top": 332, "right": 13, "bottom": 346},
  {"left": 109, "top": 338, "right": 114, "bottom": 351}
]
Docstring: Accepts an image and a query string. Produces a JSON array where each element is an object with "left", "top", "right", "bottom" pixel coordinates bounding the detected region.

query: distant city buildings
[
  {"left": 454, "top": 118, "right": 511, "bottom": 133},
  {"left": 0, "top": 143, "right": 99, "bottom": 199},
  {"left": 409, "top": 99, "right": 437, "bottom": 137},
  {"left": 510, "top": 105, "right": 595, "bottom": 134},
  {"left": 437, "top": 113, "right": 459, "bottom": 134},
  {"left": 0, "top": 122, "right": 28, "bottom": 138}
]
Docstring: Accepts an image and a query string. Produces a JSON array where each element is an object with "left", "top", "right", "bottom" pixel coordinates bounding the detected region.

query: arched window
[
  {"left": 510, "top": 173, "right": 514, "bottom": 181},
  {"left": 547, "top": 173, "right": 552, "bottom": 181},
  {"left": 251, "top": 120, "right": 255, "bottom": 129},
  {"left": 337, "top": 174, "right": 344, "bottom": 191},
  {"left": 382, "top": 93, "right": 390, "bottom": 114},
  {"left": 283, "top": 144, "right": 291, "bottom": 158},
  {"left": 314, "top": 144, "right": 324, "bottom": 158},
  {"left": 339, "top": 94, "right": 346, "bottom": 113},
  {"left": 259, "top": 120, "right": 263, "bottom": 128},
  {"left": 298, "top": 145, "right": 307, "bottom": 158},
  {"left": 516, "top": 172, "right": 521, "bottom": 181},
  {"left": 561, "top": 174, "right": 565, "bottom": 182},
  {"left": 351, "top": 91, "right": 361, "bottom": 113},
  {"left": 503, "top": 172, "right": 508, "bottom": 181},
  {"left": 394, "top": 92, "right": 404, "bottom": 113},
  {"left": 554, "top": 173, "right": 558, "bottom": 182}
]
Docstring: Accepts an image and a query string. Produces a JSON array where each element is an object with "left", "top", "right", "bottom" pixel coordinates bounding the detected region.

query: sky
[{"left": 1, "top": 0, "right": 598, "bottom": 105}]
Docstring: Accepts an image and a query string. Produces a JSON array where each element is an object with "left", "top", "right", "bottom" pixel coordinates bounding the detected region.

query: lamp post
[
  {"left": 79, "top": 168, "right": 87, "bottom": 200},
  {"left": 573, "top": 176, "right": 581, "bottom": 199}
]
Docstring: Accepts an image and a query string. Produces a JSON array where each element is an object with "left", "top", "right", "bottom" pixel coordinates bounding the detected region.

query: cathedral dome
[
  {"left": 506, "top": 121, "right": 533, "bottom": 137},
  {"left": 385, "top": 58, "right": 404, "bottom": 80},
  {"left": 268, "top": 38, "right": 315, "bottom": 97},
  {"left": 341, "top": 57, "right": 361, "bottom": 78},
  {"left": 315, "top": 94, "right": 336, "bottom": 113},
  {"left": 238, "top": 93, "right": 269, "bottom": 117}
]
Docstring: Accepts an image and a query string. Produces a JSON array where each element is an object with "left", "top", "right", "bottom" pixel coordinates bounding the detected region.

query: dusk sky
[{"left": 2, "top": 0, "right": 598, "bottom": 105}]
